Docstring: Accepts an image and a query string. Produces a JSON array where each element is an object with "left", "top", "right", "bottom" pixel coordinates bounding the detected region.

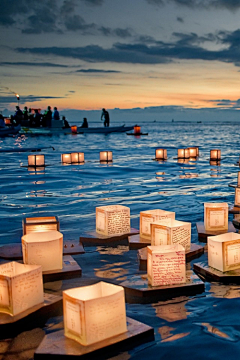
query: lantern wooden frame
[
  {"left": 22, "top": 216, "right": 59, "bottom": 235},
  {"left": 235, "top": 187, "right": 240, "bottom": 207},
  {"left": 28, "top": 154, "right": 45, "bottom": 167}
]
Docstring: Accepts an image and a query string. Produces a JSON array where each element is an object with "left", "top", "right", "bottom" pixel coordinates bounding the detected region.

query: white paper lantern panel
[
  {"left": 96, "top": 205, "right": 130, "bottom": 236},
  {"left": 22, "top": 230, "right": 63, "bottom": 271},
  {"left": 210, "top": 149, "right": 221, "bottom": 161},
  {"left": 140, "top": 209, "right": 175, "bottom": 240},
  {"left": 28, "top": 154, "right": 45, "bottom": 167},
  {"left": 99, "top": 151, "right": 112, "bottom": 162},
  {"left": 151, "top": 219, "right": 191, "bottom": 251},
  {"left": 63, "top": 281, "right": 127, "bottom": 346},
  {"left": 208, "top": 232, "right": 240, "bottom": 272},
  {"left": 204, "top": 203, "right": 228, "bottom": 231},
  {"left": 178, "top": 149, "right": 190, "bottom": 159},
  {"left": 22, "top": 216, "right": 59, "bottom": 235},
  {"left": 237, "top": 172, "right": 240, "bottom": 187},
  {"left": 147, "top": 245, "right": 186, "bottom": 287},
  {"left": 235, "top": 188, "right": 240, "bottom": 207},
  {"left": 155, "top": 149, "right": 167, "bottom": 160},
  {"left": 0, "top": 262, "right": 43, "bottom": 316}
]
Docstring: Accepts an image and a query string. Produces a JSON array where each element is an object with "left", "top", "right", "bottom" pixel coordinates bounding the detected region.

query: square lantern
[
  {"left": 204, "top": 202, "right": 228, "bottom": 231},
  {"left": 210, "top": 149, "right": 221, "bottom": 161},
  {"left": 140, "top": 209, "right": 175, "bottom": 240},
  {"left": 96, "top": 205, "right": 130, "bottom": 236},
  {"left": 71, "top": 152, "right": 84, "bottom": 163},
  {"left": 22, "top": 230, "right": 63, "bottom": 271},
  {"left": 208, "top": 232, "right": 240, "bottom": 272},
  {"left": 28, "top": 154, "right": 45, "bottom": 167},
  {"left": 22, "top": 216, "right": 59, "bottom": 235},
  {"left": 151, "top": 219, "right": 191, "bottom": 251},
  {"left": 71, "top": 125, "right": 78, "bottom": 134},
  {"left": 235, "top": 187, "right": 240, "bottom": 207},
  {"left": 147, "top": 245, "right": 186, "bottom": 287},
  {"left": 0, "top": 262, "right": 43, "bottom": 316},
  {"left": 61, "top": 153, "right": 71, "bottom": 164},
  {"left": 155, "top": 149, "right": 167, "bottom": 160},
  {"left": 188, "top": 147, "right": 198, "bottom": 158},
  {"left": 63, "top": 282, "right": 127, "bottom": 346},
  {"left": 100, "top": 151, "right": 112, "bottom": 162},
  {"left": 237, "top": 172, "right": 240, "bottom": 187},
  {"left": 178, "top": 149, "right": 190, "bottom": 159},
  {"left": 134, "top": 125, "right": 141, "bottom": 134}
]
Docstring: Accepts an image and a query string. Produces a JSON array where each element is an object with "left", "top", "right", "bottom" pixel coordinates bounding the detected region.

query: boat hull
[
  {"left": 19, "top": 125, "right": 134, "bottom": 135},
  {"left": 0, "top": 125, "right": 21, "bottom": 137}
]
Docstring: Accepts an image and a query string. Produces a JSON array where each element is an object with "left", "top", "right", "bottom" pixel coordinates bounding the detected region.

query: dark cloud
[
  {"left": 146, "top": 0, "right": 240, "bottom": 10},
  {"left": 0, "top": 62, "right": 68, "bottom": 67},
  {"left": 99, "top": 26, "right": 133, "bottom": 38},
  {"left": 81, "top": 0, "right": 104, "bottom": 5},
  {"left": 76, "top": 69, "right": 121, "bottom": 73},
  {"left": 177, "top": 17, "right": 184, "bottom": 23},
  {"left": 0, "top": 94, "right": 64, "bottom": 105},
  {"left": 64, "top": 15, "right": 95, "bottom": 32}
]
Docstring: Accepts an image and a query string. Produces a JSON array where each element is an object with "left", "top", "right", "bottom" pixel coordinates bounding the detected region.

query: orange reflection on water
[
  {"left": 95, "top": 261, "right": 129, "bottom": 279},
  {"left": 201, "top": 323, "right": 230, "bottom": 339},
  {"left": 210, "top": 283, "right": 240, "bottom": 298},
  {"left": 154, "top": 298, "right": 188, "bottom": 322}
]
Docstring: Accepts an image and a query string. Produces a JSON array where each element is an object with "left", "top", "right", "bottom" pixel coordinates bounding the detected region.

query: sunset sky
[{"left": 1, "top": 0, "right": 240, "bottom": 116}]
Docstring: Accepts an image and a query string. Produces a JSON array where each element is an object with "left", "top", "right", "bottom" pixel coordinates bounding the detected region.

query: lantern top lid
[
  {"left": 140, "top": 209, "right": 173, "bottom": 215},
  {"left": 147, "top": 244, "right": 185, "bottom": 253},
  {"left": 208, "top": 232, "right": 240, "bottom": 243},
  {"left": 63, "top": 281, "right": 124, "bottom": 301},
  {"left": 24, "top": 216, "right": 58, "bottom": 224},
  {"left": 96, "top": 205, "right": 129, "bottom": 211},
  {"left": 22, "top": 230, "right": 63, "bottom": 243},
  {"left": 0, "top": 261, "right": 41, "bottom": 277},
  {"left": 204, "top": 202, "right": 228, "bottom": 208},
  {"left": 153, "top": 219, "right": 190, "bottom": 227}
]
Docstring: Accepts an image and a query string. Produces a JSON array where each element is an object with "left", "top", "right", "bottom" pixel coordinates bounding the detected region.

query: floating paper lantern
[
  {"left": 100, "top": 151, "right": 112, "bottom": 162},
  {"left": 208, "top": 232, "right": 240, "bottom": 272},
  {"left": 155, "top": 149, "right": 167, "bottom": 160},
  {"left": 235, "top": 188, "right": 240, "bottom": 207},
  {"left": 71, "top": 152, "right": 84, "bottom": 163},
  {"left": 4, "top": 118, "right": 11, "bottom": 125},
  {"left": 204, "top": 202, "right": 228, "bottom": 231},
  {"left": 188, "top": 147, "right": 197, "bottom": 158},
  {"left": 151, "top": 219, "right": 191, "bottom": 251},
  {"left": 61, "top": 153, "right": 71, "bottom": 164},
  {"left": 71, "top": 125, "right": 78, "bottom": 134},
  {"left": 22, "top": 216, "right": 59, "bottom": 235},
  {"left": 210, "top": 149, "right": 221, "bottom": 161},
  {"left": 0, "top": 262, "right": 43, "bottom": 316},
  {"left": 237, "top": 172, "right": 240, "bottom": 187},
  {"left": 63, "top": 281, "right": 127, "bottom": 346},
  {"left": 96, "top": 205, "right": 130, "bottom": 236},
  {"left": 28, "top": 154, "right": 45, "bottom": 167},
  {"left": 147, "top": 244, "right": 186, "bottom": 286},
  {"left": 140, "top": 209, "right": 175, "bottom": 240},
  {"left": 134, "top": 125, "right": 141, "bottom": 134},
  {"left": 22, "top": 230, "right": 63, "bottom": 271},
  {"left": 178, "top": 149, "right": 190, "bottom": 159}
]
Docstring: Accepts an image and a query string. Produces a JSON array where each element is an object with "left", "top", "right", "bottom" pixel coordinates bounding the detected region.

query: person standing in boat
[
  {"left": 53, "top": 107, "right": 60, "bottom": 120},
  {"left": 101, "top": 108, "right": 110, "bottom": 127},
  {"left": 44, "top": 106, "right": 52, "bottom": 127},
  {"left": 0, "top": 114, "right": 5, "bottom": 128},
  {"left": 13, "top": 106, "right": 23, "bottom": 125}
]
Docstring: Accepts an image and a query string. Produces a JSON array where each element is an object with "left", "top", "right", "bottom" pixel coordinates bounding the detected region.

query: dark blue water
[{"left": 0, "top": 121, "right": 240, "bottom": 359}]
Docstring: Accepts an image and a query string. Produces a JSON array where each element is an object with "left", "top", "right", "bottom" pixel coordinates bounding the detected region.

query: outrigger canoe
[
  {"left": 20, "top": 124, "right": 134, "bottom": 135},
  {"left": 0, "top": 124, "right": 21, "bottom": 137}
]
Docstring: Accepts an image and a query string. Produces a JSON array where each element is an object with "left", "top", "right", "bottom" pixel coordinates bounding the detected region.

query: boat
[
  {"left": 19, "top": 123, "right": 134, "bottom": 135},
  {"left": 0, "top": 124, "right": 21, "bottom": 137}
]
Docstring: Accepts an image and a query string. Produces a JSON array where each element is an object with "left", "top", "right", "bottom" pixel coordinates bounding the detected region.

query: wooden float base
[
  {"left": 0, "top": 293, "right": 62, "bottom": 339},
  {"left": 120, "top": 270, "right": 204, "bottom": 304},
  {"left": 34, "top": 317, "right": 154, "bottom": 360},
  {"left": 126, "top": 133, "right": 148, "bottom": 136},
  {"left": 0, "top": 241, "right": 85, "bottom": 260},
  {"left": 232, "top": 218, "right": 240, "bottom": 230},
  {"left": 43, "top": 255, "right": 82, "bottom": 283},
  {"left": 229, "top": 206, "right": 240, "bottom": 214},
  {"left": 196, "top": 222, "right": 236, "bottom": 242},
  {"left": 194, "top": 261, "right": 240, "bottom": 284},
  {"left": 228, "top": 183, "right": 237, "bottom": 188},
  {"left": 80, "top": 228, "right": 139, "bottom": 247},
  {"left": 137, "top": 243, "right": 204, "bottom": 271}
]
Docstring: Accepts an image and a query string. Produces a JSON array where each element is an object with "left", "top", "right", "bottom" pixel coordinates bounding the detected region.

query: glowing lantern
[
  {"left": 63, "top": 282, "right": 127, "bottom": 346},
  {"left": 178, "top": 149, "right": 190, "bottom": 159},
  {"left": 204, "top": 202, "right": 228, "bottom": 231},
  {"left": 140, "top": 209, "right": 175, "bottom": 240},
  {"left": 155, "top": 149, "right": 167, "bottom": 160},
  {"left": 188, "top": 147, "right": 197, "bottom": 158},
  {"left": 100, "top": 151, "right": 112, "bottom": 162},
  {"left": 28, "top": 154, "right": 45, "bottom": 167},
  {"left": 237, "top": 172, "right": 240, "bottom": 187},
  {"left": 22, "top": 230, "right": 63, "bottom": 271},
  {"left": 71, "top": 152, "right": 84, "bottom": 163},
  {"left": 4, "top": 118, "right": 11, "bottom": 125},
  {"left": 134, "top": 125, "right": 141, "bottom": 134},
  {"left": 147, "top": 245, "right": 186, "bottom": 286},
  {"left": 208, "top": 232, "right": 240, "bottom": 272},
  {"left": 210, "top": 149, "right": 221, "bottom": 161},
  {"left": 151, "top": 219, "right": 191, "bottom": 251},
  {"left": 0, "top": 262, "right": 43, "bottom": 316},
  {"left": 61, "top": 153, "right": 71, "bottom": 164},
  {"left": 22, "top": 216, "right": 59, "bottom": 235},
  {"left": 235, "top": 187, "right": 240, "bottom": 207},
  {"left": 96, "top": 205, "right": 130, "bottom": 236},
  {"left": 71, "top": 126, "right": 78, "bottom": 134}
]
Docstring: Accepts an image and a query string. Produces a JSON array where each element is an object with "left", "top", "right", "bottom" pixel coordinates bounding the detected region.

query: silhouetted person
[
  {"left": 0, "top": 114, "right": 5, "bottom": 128},
  {"left": 33, "top": 109, "right": 41, "bottom": 127},
  {"left": 101, "top": 108, "right": 110, "bottom": 127},
  {"left": 80, "top": 117, "right": 88, "bottom": 128},
  {"left": 13, "top": 106, "right": 23, "bottom": 125},
  {"left": 53, "top": 106, "right": 60, "bottom": 120},
  {"left": 63, "top": 116, "right": 70, "bottom": 128},
  {"left": 44, "top": 106, "right": 52, "bottom": 127}
]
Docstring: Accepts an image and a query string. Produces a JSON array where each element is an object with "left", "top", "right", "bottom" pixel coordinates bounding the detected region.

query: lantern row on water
[{"left": 61, "top": 153, "right": 84, "bottom": 164}]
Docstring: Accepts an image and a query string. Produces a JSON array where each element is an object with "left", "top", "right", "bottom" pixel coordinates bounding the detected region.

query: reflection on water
[
  {"left": 153, "top": 298, "right": 188, "bottom": 322},
  {"left": 200, "top": 323, "right": 231, "bottom": 340},
  {"left": 95, "top": 261, "right": 129, "bottom": 279},
  {"left": 209, "top": 283, "right": 240, "bottom": 298}
]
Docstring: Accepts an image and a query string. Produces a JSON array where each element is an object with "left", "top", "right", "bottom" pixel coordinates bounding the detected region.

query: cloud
[
  {"left": 146, "top": 0, "right": 240, "bottom": 10},
  {"left": 0, "top": 94, "right": 64, "bottom": 106},
  {"left": 0, "top": 62, "right": 68, "bottom": 67},
  {"left": 177, "top": 17, "right": 184, "bottom": 23},
  {"left": 76, "top": 69, "right": 121, "bottom": 73}
]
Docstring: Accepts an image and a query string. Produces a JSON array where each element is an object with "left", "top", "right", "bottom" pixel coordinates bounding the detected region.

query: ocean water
[{"left": 0, "top": 121, "right": 240, "bottom": 359}]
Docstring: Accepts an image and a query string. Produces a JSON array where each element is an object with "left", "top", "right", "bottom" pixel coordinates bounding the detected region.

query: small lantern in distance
[
  {"left": 71, "top": 125, "right": 78, "bottom": 134},
  {"left": 134, "top": 125, "right": 141, "bottom": 134},
  {"left": 204, "top": 202, "right": 228, "bottom": 231},
  {"left": 28, "top": 154, "right": 45, "bottom": 167},
  {"left": 0, "top": 262, "right": 43, "bottom": 316},
  {"left": 61, "top": 153, "right": 71, "bottom": 164},
  {"left": 155, "top": 149, "right": 167, "bottom": 161},
  {"left": 100, "top": 151, "right": 112, "bottom": 163},
  {"left": 210, "top": 149, "right": 221, "bottom": 161},
  {"left": 96, "top": 205, "right": 130, "bottom": 236},
  {"left": 71, "top": 152, "right": 84, "bottom": 163},
  {"left": 188, "top": 147, "right": 198, "bottom": 158},
  {"left": 178, "top": 149, "right": 190, "bottom": 159},
  {"left": 22, "top": 216, "right": 59, "bottom": 235},
  {"left": 63, "top": 282, "right": 127, "bottom": 346}
]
